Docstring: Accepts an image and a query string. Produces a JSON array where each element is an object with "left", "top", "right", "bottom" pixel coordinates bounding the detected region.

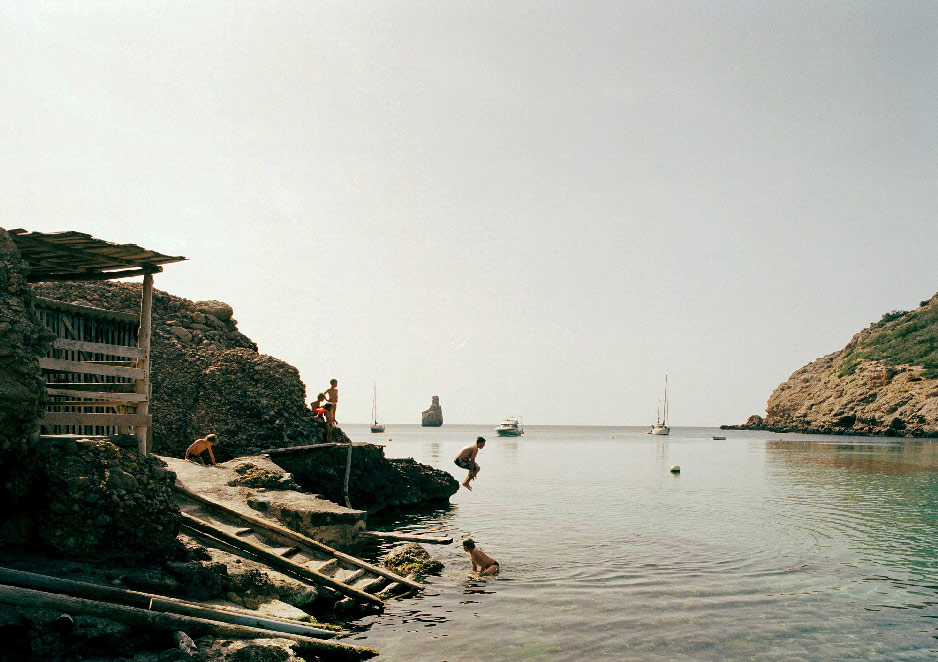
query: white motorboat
[{"left": 495, "top": 416, "right": 523, "bottom": 437}]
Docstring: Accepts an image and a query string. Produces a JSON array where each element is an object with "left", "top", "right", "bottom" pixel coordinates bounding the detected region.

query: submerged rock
[
  {"left": 384, "top": 543, "right": 444, "bottom": 578},
  {"left": 421, "top": 395, "right": 443, "bottom": 427}
]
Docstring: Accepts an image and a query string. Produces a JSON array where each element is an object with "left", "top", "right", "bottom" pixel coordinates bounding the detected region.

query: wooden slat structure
[{"left": 10, "top": 229, "right": 185, "bottom": 455}]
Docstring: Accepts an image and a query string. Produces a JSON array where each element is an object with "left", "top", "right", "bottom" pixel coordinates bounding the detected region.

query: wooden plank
[
  {"left": 46, "top": 400, "right": 136, "bottom": 408},
  {"left": 27, "top": 266, "right": 163, "bottom": 283},
  {"left": 361, "top": 531, "right": 453, "bottom": 545},
  {"left": 45, "top": 388, "right": 147, "bottom": 401},
  {"left": 40, "top": 412, "right": 151, "bottom": 427},
  {"left": 39, "top": 357, "right": 145, "bottom": 380},
  {"left": 53, "top": 338, "right": 145, "bottom": 359},
  {"left": 45, "top": 383, "right": 137, "bottom": 393},
  {"left": 33, "top": 297, "right": 140, "bottom": 324}
]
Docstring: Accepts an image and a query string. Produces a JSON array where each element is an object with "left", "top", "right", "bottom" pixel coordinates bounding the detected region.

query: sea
[{"left": 338, "top": 424, "right": 938, "bottom": 661}]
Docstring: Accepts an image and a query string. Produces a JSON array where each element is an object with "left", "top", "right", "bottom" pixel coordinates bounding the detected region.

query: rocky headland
[
  {"left": 421, "top": 395, "right": 443, "bottom": 427},
  {"left": 726, "top": 292, "right": 938, "bottom": 437}
]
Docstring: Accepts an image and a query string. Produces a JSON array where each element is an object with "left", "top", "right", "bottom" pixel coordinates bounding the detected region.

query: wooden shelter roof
[{"left": 8, "top": 229, "right": 185, "bottom": 282}]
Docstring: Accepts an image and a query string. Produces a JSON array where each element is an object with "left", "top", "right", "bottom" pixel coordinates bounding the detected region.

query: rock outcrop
[
  {"left": 0, "top": 230, "right": 52, "bottom": 517},
  {"left": 727, "top": 293, "right": 938, "bottom": 437},
  {"left": 421, "top": 395, "right": 443, "bottom": 427},
  {"left": 31, "top": 280, "right": 331, "bottom": 460},
  {"left": 270, "top": 444, "right": 459, "bottom": 513}
]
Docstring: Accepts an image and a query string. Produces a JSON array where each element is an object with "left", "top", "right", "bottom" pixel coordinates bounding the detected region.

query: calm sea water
[{"left": 339, "top": 424, "right": 938, "bottom": 661}]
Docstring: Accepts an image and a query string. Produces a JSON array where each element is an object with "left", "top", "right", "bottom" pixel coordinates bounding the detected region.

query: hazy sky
[{"left": 2, "top": 2, "right": 936, "bottom": 426}]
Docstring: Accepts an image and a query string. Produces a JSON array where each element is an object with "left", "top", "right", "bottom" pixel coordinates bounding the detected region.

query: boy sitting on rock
[{"left": 185, "top": 433, "right": 219, "bottom": 465}]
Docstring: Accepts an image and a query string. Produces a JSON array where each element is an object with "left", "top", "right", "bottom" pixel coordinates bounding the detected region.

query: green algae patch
[
  {"left": 298, "top": 615, "right": 342, "bottom": 632},
  {"left": 384, "top": 543, "right": 444, "bottom": 578}
]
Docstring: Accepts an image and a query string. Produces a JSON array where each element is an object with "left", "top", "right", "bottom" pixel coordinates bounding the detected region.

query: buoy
[
  {"left": 670, "top": 465, "right": 680, "bottom": 474},
  {"left": 388, "top": 438, "right": 392, "bottom": 442}
]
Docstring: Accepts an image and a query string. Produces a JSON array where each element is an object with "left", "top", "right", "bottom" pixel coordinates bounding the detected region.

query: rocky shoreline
[{"left": 0, "top": 229, "right": 455, "bottom": 662}]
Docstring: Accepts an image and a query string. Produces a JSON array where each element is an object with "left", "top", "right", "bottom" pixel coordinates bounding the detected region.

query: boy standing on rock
[
  {"left": 185, "top": 434, "right": 219, "bottom": 465},
  {"left": 323, "top": 379, "right": 339, "bottom": 442},
  {"left": 454, "top": 437, "right": 485, "bottom": 490}
]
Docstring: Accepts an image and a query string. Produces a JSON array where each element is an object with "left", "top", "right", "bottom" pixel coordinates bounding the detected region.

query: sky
[{"left": 1, "top": 1, "right": 936, "bottom": 426}]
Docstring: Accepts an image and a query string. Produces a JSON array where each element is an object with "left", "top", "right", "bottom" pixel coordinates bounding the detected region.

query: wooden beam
[
  {"left": 39, "top": 357, "right": 145, "bottom": 380},
  {"left": 28, "top": 266, "right": 162, "bottom": 283},
  {"left": 45, "top": 383, "right": 138, "bottom": 393},
  {"left": 0, "top": 585, "right": 374, "bottom": 661},
  {"left": 135, "top": 272, "right": 153, "bottom": 455},
  {"left": 45, "top": 388, "right": 148, "bottom": 401},
  {"left": 0, "top": 567, "right": 340, "bottom": 639},
  {"left": 53, "top": 338, "right": 146, "bottom": 359},
  {"left": 46, "top": 400, "right": 138, "bottom": 408},
  {"left": 40, "top": 412, "right": 152, "bottom": 427}
]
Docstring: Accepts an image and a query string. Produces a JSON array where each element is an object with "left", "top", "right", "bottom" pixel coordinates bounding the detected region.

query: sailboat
[
  {"left": 649, "top": 375, "right": 670, "bottom": 436},
  {"left": 370, "top": 383, "right": 385, "bottom": 433}
]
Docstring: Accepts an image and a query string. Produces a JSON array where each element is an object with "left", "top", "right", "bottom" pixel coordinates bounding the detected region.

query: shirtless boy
[
  {"left": 323, "top": 379, "right": 338, "bottom": 442},
  {"left": 311, "top": 392, "right": 326, "bottom": 420},
  {"left": 463, "top": 538, "right": 499, "bottom": 575},
  {"left": 454, "top": 437, "right": 485, "bottom": 490},
  {"left": 185, "top": 434, "right": 219, "bottom": 465}
]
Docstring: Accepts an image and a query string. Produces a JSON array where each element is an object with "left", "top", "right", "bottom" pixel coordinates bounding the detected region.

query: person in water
[
  {"left": 454, "top": 436, "right": 485, "bottom": 490},
  {"left": 463, "top": 538, "right": 499, "bottom": 575},
  {"left": 185, "top": 433, "right": 219, "bottom": 465}
]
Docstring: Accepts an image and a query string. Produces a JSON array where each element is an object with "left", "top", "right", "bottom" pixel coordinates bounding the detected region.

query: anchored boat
[
  {"left": 370, "top": 383, "right": 385, "bottom": 433},
  {"left": 649, "top": 375, "right": 670, "bottom": 436},
  {"left": 495, "top": 416, "right": 523, "bottom": 437}
]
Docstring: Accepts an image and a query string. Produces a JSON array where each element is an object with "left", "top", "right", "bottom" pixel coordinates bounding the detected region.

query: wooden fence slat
[
  {"left": 53, "top": 338, "right": 146, "bottom": 359},
  {"left": 45, "top": 388, "right": 147, "bottom": 401},
  {"left": 39, "top": 412, "right": 151, "bottom": 427},
  {"left": 38, "top": 358, "right": 145, "bottom": 380}
]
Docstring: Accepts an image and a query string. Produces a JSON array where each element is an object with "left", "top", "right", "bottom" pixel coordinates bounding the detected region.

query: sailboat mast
[
  {"left": 372, "top": 383, "right": 377, "bottom": 425},
  {"left": 663, "top": 376, "right": 668, "bottom": 425}
]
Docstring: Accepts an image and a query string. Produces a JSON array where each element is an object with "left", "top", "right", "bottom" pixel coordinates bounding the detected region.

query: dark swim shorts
[{"left": 454, "top": 457, "right": 475, "bottom": 470}]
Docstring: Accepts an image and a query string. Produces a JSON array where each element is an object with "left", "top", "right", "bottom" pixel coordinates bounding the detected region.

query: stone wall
[{"left": 0, "top": 229, "right": 52, "bottom": 527}]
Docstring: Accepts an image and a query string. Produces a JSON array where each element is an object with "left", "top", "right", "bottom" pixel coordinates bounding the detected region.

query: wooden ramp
[{"left": 174, "top": 486, "right": 423, "bottom": 612}]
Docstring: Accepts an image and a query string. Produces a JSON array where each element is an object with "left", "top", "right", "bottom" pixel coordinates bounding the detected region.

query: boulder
[
  {"left": 384, "top": 543, "right": 443, "bottom": 578},
  {"left": 195, "top": 299, "right": 234, "bottom": 321}
]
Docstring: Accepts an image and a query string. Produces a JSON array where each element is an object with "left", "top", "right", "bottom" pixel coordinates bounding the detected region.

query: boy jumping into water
[
  {"left": 185, "top": 434, "right": 219, "bottom": 465},
  {"left": 463, "top": 538, "right": 499, "bottom": 575},
  {"left": 454, "top": 436, "right": 485, "bottom": 490}
]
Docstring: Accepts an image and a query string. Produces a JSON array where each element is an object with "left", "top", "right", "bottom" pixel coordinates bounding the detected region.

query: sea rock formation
[
  {"left": 421, "top": 395, "right": 443, "bottom": 427},
  {"left": 270, "top": 444, "right": 459, "bottom": 513},
  {"left": 31, "top": 280, "right": 331, "bottom": 460},
  {"left": 727, "top": 293, "right": 938, "bottom": 437}
]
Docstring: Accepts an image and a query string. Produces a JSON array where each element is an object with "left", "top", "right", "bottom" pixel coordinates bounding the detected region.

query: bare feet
[{"left": 462, "top": 481, "right": 472, "bottom": 491}]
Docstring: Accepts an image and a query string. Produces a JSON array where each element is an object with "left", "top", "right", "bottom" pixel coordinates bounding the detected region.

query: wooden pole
[
  {"left": 0, "top": 567, "right": 339, "bottom": 639},
  {"left": 135, "top": 272, "right": 153, "bottom": 455},
  {"left": 0, "top": 585, "right": 375, "bottom": 661}
]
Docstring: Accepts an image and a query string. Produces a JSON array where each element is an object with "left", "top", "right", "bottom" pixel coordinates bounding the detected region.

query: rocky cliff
[
  {"left": 421, "top": 395, "right": 443, "bottom": 427},
  {"left": 728, "top": 292, "right": 938, "bottom": 437}
]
